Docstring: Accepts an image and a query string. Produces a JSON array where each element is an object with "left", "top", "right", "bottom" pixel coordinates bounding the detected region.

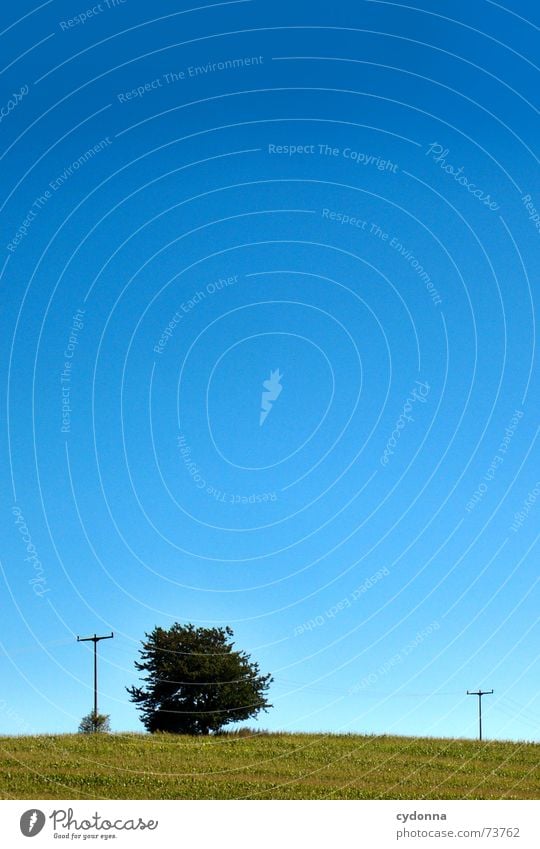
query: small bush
[{"left": 78, "top": 712, "right": 111, "bottom": 734}]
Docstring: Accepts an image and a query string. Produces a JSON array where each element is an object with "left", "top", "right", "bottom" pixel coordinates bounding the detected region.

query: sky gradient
[{"left": 1, "top": 0, "right": 539, "bottom": 743}]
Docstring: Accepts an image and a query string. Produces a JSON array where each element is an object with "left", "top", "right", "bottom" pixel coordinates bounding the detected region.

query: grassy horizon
[{"left": 1, "top": 731, "right": 538, "bottom": 800}]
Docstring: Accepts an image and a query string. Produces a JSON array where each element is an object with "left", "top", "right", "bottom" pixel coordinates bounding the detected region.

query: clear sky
[{"left": 1, "top": 0, "right": 539, "bottom": 742}]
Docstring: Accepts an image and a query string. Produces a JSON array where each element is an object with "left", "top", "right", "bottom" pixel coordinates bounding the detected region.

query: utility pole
[
  {"left": 77, "top": 633, "right": 114, "bottom": 722},
  {"left": 467, "top": 689, "right": 493, "bottom": 741}
]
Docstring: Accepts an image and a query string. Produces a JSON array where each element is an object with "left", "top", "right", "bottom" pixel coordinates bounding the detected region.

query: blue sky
[{"left": 1, "top": 0, "right": 539, "bottom": 742}]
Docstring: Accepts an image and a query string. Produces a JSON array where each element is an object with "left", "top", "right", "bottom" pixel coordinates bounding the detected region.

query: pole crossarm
[{"left": 77, "top": 633, "right": 114, "bottom": 643}]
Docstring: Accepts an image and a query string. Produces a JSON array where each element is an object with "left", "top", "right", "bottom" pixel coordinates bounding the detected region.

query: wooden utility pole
[
  {"left": 467, "top": 689, "right": 493, "bottom": 740},
  {"left": 77, "top": 633, "right": 114, "bottom": 721}
]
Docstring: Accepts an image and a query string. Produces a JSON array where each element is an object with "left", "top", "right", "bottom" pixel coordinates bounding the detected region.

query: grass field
[{"left": 0, "top": 731, "right": 538, "bottom": 800}]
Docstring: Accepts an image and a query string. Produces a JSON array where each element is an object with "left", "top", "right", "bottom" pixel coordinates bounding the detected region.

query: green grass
[{"left": 0, "top": 731, "right": 538, "bottom": 799}]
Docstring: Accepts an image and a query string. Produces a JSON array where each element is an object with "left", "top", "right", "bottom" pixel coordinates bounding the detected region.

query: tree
[
  {"left": 78, "top": 712, "right": 111, "bottom": 733},
  {"left": 127, "top": 623, "right": 273, "bottom": 734}
]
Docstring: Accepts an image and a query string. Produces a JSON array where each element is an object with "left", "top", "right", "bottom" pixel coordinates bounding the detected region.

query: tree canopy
[{"left": 127, "top": 623, "right": 273, "bottom": 734}]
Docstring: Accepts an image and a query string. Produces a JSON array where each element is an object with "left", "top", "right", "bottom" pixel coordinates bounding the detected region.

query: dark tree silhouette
[{"left": 127, "top": 623, "right": 273, "bottom": 734}]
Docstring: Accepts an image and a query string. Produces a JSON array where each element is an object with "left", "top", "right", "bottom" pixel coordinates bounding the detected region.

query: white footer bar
[{"left": 3, "top": 800, "right": 539, "bottom": 848}]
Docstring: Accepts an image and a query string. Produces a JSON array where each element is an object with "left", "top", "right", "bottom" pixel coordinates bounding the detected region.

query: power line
[
  {"left": 0, "top": 638, "right": 74, "bottom": 656},
  {"left": 494, "top": 701, "right": 538, "bottom": 731},
  {"left": 499, "top": 695, "right": 540, "bottom": 724},
  {"left": 273, "top": 678, "right": 462, "bottom": 698}
]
